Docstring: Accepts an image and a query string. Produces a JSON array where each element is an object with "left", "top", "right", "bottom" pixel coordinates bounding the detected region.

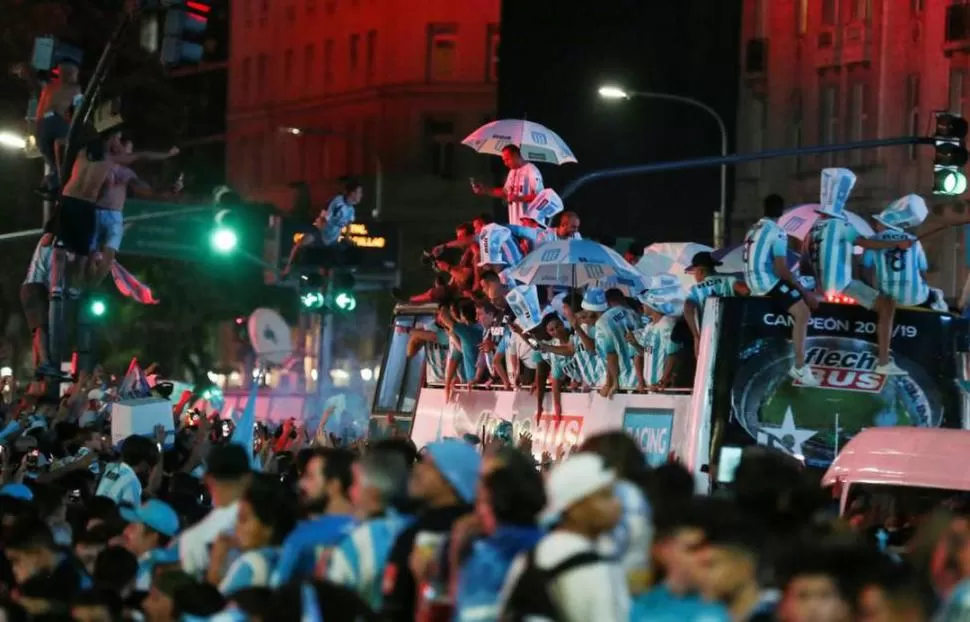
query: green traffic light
[
  {"left": 211, "top": 227, "right": 238, "bottom": 253},
  {"left": 934, "top": 168, "right": 968, "bottom": 195},
  {"left": 334, "top": 291, "right": 357, "bottom": 312},
  {"left": 301, "top": 291, "right": 325, "bottom": 309},
  {"left": 90, "top": 299, "right": 106, "bottom": 317}
]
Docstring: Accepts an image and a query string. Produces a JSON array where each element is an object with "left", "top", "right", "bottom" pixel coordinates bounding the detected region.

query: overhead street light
[
  {"left": 596, "top": 82, "right": 729, "bottom": 247},
  {"left": 0, "top": 131, "right": 27, "bottom": 150},
  {"left": 597, "top": 85, "right": 630, "bottom": 100},
  {"left": 280, "top": 126, "right": 302, "bottom": 136}
]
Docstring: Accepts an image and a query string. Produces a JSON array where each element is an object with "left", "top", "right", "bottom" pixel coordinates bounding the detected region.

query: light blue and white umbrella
[
  {"left": 595, "top": 267, "right": 651, "bottom": 297},
  {"left": 635, "top": 242, "right": 712, "bottom": 292},
  {"left": 508, "top": 239, "right": 637, "bottom": 288},
  {"left": 462, "top": 119, "right": 578, "bottom": 165},
  {"left": 713, "top": 244, "right": 801, "bottom": 275}
]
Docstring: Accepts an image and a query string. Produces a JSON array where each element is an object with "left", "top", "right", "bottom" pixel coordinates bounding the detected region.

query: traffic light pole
[
  {"left": 317, "top": 279, "right": 335, "bottom": 409},
  {"left": 559, "top": 135, "right": 935, "bottom": 243}
]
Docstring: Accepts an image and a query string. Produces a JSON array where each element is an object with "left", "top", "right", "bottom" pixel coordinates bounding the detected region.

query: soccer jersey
[
  {"left": 635, "top": 316, "right": 681, "bottom": 386},
  {"left": 421, "top": 323, "right": 450, "bottom": 384},
  {"left": 862, "top": 231, "right": 929, "bottom": 306},
  {"left": 504, "top": 164, "right": 543, "bottom": 226},
  {"left": 742, "top": 218, "right": 788, "bottom": 295},
  {"left": 685, "top": 276, "right": 738, "bottom": 311},
  {"left": 595, "top": 307, "right": 640, "bottom": 390},
  {"left": 806, "top": 217, "right": 859, "bottom": 294}
]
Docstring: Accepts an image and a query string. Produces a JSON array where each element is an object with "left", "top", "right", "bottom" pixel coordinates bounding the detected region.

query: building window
[
  {"left": 911, "top": 0, "right": 923, "bottom": 13},
  {"left": 259, "top": 0, "right": 269, "bottom": 26},
  {"left": 362, "top": 116, "right": 376, "bottom": 173},
  {"left": 796, "top": 0, "right": 808, "bottom": 36},
  {"left": 747, "top": 96, "right": 766, "bottom": 174},
  {"left": 240, "top": 57, "right": 251, "bottom": 101},
  {"left": 848, "top": 81, "right": 868, "bottom": 165},
  {"left": 350, "top": 34, "right": 360, "bottom": 75},
  {"left": 366, "top": 30, "right": 376, "bottom": 84},
  {"left": 244, "top": 0, "right": 252, "bottom": 27},
  {"left": 906, "top": 73, "right": 920, "bottom": 161},
  {"left": 304, "top": 44, "right": 315, "bottom": 93},
  {"left": 283, "top": 48, "right": 294, "bottom": 90},
  {"left": 307, "top": 0, "right": 316, "bottom": 13},
  {"left": 253, "top": 133, "right": 264, "bottom": 187},
  {"left": 791, "top": 90, "right": 803, "bottom": 173},
  {"left": 819, "top": 84, "right": 839, "bottom": 166},
  {"left": 426, "top": 24, "right": 458, "bottom": 82},
  {"left": 424, "top": 118, "right": 455, "bottom": 177},
  {"left": 822, "top": 0, "right": 837, "bottom": 26},
  {"left": 324, "top": 39, "right": 334, "bottom": 88},
  {"left": 256, "top": 54, "right": 268, "bottom": 100},
  {"left": 753, "top": 0, "right": 766, "bottom": 37},
  {"left": 485, "top": 24, "right": 499, "bottom": 82},
  {"left": 345, "top": 121, "right": 358, "bottom": 174},
  {"left": 950, "top": 69, "right": 966, "bottom": 117},
  {"left": 850, "top": 0, "right": 871, "bottom": 21}
]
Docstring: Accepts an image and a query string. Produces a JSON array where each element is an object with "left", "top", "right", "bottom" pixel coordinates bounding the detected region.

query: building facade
[
  {"left": 736, "top": 0, "right": 970, "bottom": 297},
  {"left": 226, "top": 0, "right": 501, "bottom": 282}
]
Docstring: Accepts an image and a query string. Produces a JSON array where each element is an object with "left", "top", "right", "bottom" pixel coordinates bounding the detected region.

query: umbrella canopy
[
  {"left": 778, "top": 203, "right": 874, "bottom": 255},
  {"left": 507, "top": 239, "right": 635, "bottom": 288},
  {"left": 635, "top": 242, "right": 712, "bottom": 292},
  {"left": 462, "top": 119, "right": 577, "bottom": 165}
]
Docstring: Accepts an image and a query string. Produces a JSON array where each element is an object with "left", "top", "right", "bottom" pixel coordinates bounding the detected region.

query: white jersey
[
  {"left": 863, "top": 231, "right": 929, "bottom": 306},
  {"left": 503, "top": 163, "right": 543, "bottom": 226},
  {"left": 806, "top": 217, "right": 859, "bottom": 294},
  {"left": 742, "top": 218, "right": 788, "bottom": 295}
]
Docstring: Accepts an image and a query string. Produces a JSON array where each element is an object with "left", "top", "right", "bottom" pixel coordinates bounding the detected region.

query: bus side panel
[{"left": 411, "top": 388, "right": 692, "bottom": 465}]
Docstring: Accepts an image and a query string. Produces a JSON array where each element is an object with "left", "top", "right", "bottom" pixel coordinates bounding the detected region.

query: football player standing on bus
[
  {"left": 804, "top": 169, "right": 913, "bottom": 376},
  {"left": 470, "top": 144, "right": 543, "bottom": 226},
  {"left": 742, "top": 195, "right": 820, "bottom": 387},
  {"left": 863, "top": 195, "right": 930, "bottom": 375},
  {"left": 683, "top": 251, "right": 748, "bottom": 356},
  {"left": 594, "top": 289, "right": 642, "bottom": 399}
]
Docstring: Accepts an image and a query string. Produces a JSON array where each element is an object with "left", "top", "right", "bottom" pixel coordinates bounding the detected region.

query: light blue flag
[{"left": 230, "top": 382, "right": 258, "bottom": 468}]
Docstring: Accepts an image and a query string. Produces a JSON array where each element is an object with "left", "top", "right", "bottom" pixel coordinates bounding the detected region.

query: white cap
[{"left": 541, "top": 453, "right": 616, "bottom": 524}]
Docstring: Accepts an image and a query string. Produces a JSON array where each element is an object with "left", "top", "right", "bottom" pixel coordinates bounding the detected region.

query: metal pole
[
  {"left": 0, "top": 206, "right": 217, "bottom": 243},
  {"left": 560, "top": 135, "right": 930, "bottom": 201},
  {"left": 317, "top": 279, "right": 335, "bottom": 409},
  {"left": 374, "top": 156, "right": 383, "bottom": 219},
  {"left": 626, "top": 91, "right": 729, "bottom": 246}
]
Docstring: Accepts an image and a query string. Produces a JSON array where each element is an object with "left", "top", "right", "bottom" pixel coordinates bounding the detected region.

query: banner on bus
[{"left": 713, "top": 298, "right": 969, "bottom": 468}]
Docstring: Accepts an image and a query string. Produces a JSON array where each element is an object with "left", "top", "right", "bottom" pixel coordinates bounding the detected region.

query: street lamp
[
  {"left": 598, "top": 83, "right": 729, "bottom": 247},
  {"left": 0, "top": 131, "right": 27, "bottom": 150}
]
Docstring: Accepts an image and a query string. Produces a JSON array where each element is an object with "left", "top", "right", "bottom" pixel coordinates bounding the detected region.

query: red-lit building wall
[
  {"left": 226, "top": 0, "right": 501, "bottom": 255},
  {"left": 736, "top": 0, "right": 970, "bottom": 296}
]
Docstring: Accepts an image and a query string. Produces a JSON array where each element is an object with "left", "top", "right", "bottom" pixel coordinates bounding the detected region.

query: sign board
[
  {"left": 121, "top": 199, "right": 214, "bottom": 261},
  {"left": 280, "top": 219, "right": 399, "bottom": 271},
  {"left": 622, "top": 408, "right": 675, "bottom": 466}
]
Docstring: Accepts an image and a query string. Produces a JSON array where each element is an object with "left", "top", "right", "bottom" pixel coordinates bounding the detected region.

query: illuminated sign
[{"left": 291, "top": 223, "right": 387, "bottom": 249}]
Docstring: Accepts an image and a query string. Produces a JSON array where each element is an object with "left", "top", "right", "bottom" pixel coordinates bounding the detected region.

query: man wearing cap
[
  {"left": 683, "top": 251, "right": 748, "bottom": 355},
  {"left": 121, "top": 499, "right": 180, "bottom": 591},
  {"left": 805, "top": 171, "right": 914, "bottom": 376},
  {"left": 499, "top": 453, "right": 628, "bottom": 621},
  {"left": 862, "top": 195, "right": 932, "bottom": 374},
  {"left": 382, "top": 439, "right": 480, "bottom": 622},
  {"left": 471, "top": 144, "right": 544, "bottom": 226}
]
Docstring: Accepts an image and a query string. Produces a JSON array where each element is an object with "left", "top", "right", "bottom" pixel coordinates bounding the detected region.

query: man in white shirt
[
  {"left": 471, "top": 144, "right": 543, "bottom": 225},
  {"left": 96, "top": 435, "right": 159, "bottom": 508},
  {"left": 176, "top": 443, "right": 251, "bottom": 579}
]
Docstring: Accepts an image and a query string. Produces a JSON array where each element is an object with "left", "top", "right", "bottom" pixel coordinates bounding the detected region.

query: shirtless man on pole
[{"left": 12, "top": 59, "right": 83, "bottom": 194}]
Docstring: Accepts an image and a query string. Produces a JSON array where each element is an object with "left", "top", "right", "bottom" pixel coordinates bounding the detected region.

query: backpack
[{"left": 500, "top": 548, "right": 601, "bottom": 622}]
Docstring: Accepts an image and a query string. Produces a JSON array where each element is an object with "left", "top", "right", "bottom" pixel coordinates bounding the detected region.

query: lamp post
[{"left": 598, "top": 85, "right": 729, "bottom": 247}]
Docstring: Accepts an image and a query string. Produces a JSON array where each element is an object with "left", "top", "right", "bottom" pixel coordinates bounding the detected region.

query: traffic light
[
  {"left": 301, "top": 290, "right": 325, "bottom": 310},
  {"left": 210, "top": 208, "right": 240, "bottom": 254},
  {"left": 331, "top": 271, "right": 357, "bottom": 313},
  {"left": 160, "top": 1, "right": 211, "bottom": 65},
  {"left": 88, "top": 297, "right": 107, "bottom": 319},
  {"left": 933, "top": 112, "right": 969, "bottom": 196}
]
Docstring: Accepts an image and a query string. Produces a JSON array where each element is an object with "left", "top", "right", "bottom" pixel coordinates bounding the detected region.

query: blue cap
[
  {"left": 0, "top": 483, "right": 33, "bottom": 501},
  {"left": 581, "top": 287, "right": 608, "bottom": 312},
  {"left": 423, "top": 439, "right": 482, "bottom": 504},
  {"left": 120, "top": 499, "right": 180, "bottom": 537}
]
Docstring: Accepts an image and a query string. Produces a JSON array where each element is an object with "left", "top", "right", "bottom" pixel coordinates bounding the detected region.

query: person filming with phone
[{"left": 470, "top": 144, "right": 543, "bottom": 226}]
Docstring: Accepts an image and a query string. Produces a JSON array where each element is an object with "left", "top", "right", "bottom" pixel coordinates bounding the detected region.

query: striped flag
[
  {"left": 119, "top": 358, "right": 152, "bottom": 399},
  {"left": 111, "top": 262, "right": 159, "bottom": 305}
]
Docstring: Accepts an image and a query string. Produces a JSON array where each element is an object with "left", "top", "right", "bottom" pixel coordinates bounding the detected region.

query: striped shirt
[
  {"left": 743, "top": 218, "right": 789, "bottom": 295},
  {"left": 326, "top": 512, "right": 415, "bottom": 610},
  {"left": 220, "top": 548, "right": 279, "bottom": 595},
  {"left": 686, "top": 276, "right": 738, "bottom": 311},
  {"left": 421, "top": 324, "right": 450, "bottom": 384},
  {"left": 594, "top": 307, "right": 641, "bottom": 390},
  {"left": 807, "top": 217, "right": 859, "bottom": 294},
  {"left": 24, "top": 242, "right": 52, "bottom": 286},
  {"left": 600, "top": 480, "right": 652, "bottom": 596},
  {"left": 484, "top": 325, "right": 509, "bottom": 376},
  {"left": 635, "top": 316, "right": 680, "bottom": 386},
  {"left": 95, "top": 462, "right": 142, "bottom": 507},
  {"left": 569, "top": 326, "right": 606, "bottom": 388},
  {"left": 504, "top": 163, "right": 543, "bottom": 226},
  {"left": 862, "top": 231, "right": 929, "bottom": 306}
]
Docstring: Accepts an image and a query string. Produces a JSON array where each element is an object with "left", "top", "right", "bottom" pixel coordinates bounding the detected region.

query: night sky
[{"left": 498, "top": 0, "right": 742, "bottom": 247}]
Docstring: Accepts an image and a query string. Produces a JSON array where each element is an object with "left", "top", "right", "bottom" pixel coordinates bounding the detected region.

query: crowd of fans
[{"left": 1, "top": 369, "right": 968, "bottom": 622}]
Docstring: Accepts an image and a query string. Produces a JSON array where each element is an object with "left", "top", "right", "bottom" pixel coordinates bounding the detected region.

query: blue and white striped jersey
[
  {"left": 742, "top": 218, "right": 788, "bottom": 295},
  {"left": 806, "top": 217, "right": 859, "bottom": 293},
  {"left": 862, "top": 231, "right": 929, "bottom": 306}
]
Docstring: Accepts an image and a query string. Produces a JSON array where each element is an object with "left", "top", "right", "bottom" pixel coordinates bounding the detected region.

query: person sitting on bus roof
[{"left": 683, "top": 251, "right": 748, "bottom": 357}]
